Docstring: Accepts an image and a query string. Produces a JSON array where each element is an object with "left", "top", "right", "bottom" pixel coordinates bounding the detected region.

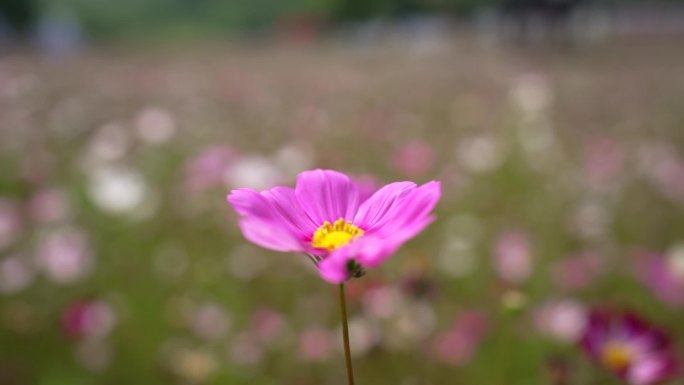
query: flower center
[
  {"left": 601, "top": 340, "right": 634, "bottom": 371},
  {"left": 311, "top": 218, "right": 364, "bottom": 251}
]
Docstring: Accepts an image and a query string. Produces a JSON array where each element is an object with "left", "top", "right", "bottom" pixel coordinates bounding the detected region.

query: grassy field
[{"left": 1, "top": 35, "right": 684, "bottom": 384}]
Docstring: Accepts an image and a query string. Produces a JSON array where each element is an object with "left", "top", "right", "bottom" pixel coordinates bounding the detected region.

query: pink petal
[
  {"left": 295, "top": 169, "right": 361, "bottom": 225},
  {"left": 317, "top": 254, "right": 351, "bottom": 284},
  {"left": 366, "top": 181, "right": 441, "bottom": 239},
  {"left": 316, "top": 238, "right": 384, "bottom": 283},
  {"left": 352, "top": 235, "right": 400, "bottom": 268},
  {"left": 627, "top": 355, "right": 677, "bottom": 385},
  {"left": 316, "top": 181, "right": 441, "bottom": 282},
  {"left": 228, "top": 188, "right": 310, "bottom": 252},
  {"left": 353, "top": 181, "right": 416, "bottom": 231},
  {"left": 317, "top": 235, "right": 411, "bottom": 283},
  {"left": 580, "top": 310, "right": 610, "bottom": 357},
  {"left": 261, "top": 186, "right": 318, "bottom": 237}
]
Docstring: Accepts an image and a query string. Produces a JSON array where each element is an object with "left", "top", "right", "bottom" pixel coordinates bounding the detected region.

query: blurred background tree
[
  {"left": 1, "top": 0, "right": 682, "bottom": 41},
  {"left": 0, "top": 0, "right": 38, "bottom": 36},
  {"left": 0, "top": 0, "right": 572, "bottom": 40}
]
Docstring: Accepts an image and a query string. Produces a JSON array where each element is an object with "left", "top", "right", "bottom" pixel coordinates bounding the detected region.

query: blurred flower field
[{"left": 2, "top": 36, "right": 684, "bottom": 384}]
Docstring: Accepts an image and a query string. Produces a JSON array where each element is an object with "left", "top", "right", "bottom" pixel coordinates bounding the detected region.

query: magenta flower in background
[
  {"left": 61, "top": 299, "right": 116, "bottom": 340},
  {"left": 227, "top": 169, "right": 440, "bottom": 283},
  {"left": 633, "top": 252, "right": 684, "bottom": 307},
  {"left": 580, "top": 309, "right": 678, "bottom": 385}
]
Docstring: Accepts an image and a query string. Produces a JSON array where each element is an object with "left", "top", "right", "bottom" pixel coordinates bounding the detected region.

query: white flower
[
  {"left": 135, "top": 107, "right": 177, "bottom": 144},
  {"left": 226, "top": 156, "right": 282, "bottom": 190},
  {"left": 87, "top": 166, "right": 150, "bottom": 216}
]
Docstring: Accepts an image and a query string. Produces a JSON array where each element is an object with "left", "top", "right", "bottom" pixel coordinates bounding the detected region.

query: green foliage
[{"left": 38, "top": 0, "right": 335, "bottom": 39}]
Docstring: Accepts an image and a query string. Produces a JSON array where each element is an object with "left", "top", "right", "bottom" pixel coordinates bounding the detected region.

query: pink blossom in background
[
  {"left": 633, "top": 252, "right": 684, "bottom": 307},
  {"left": 230, "top": 331, "right": 264, "bottom": 366},
  {"left": 183, "top": 146, "right": 235, "bottom": 192},
  {"left": 639, "top": 143, "right": 684, "bottom": 204},
  {"left": 27, "top": 188, "right": 70, "bottom": 224},
  {"left": 493, "top": 230, "right": 533, "bottom": 285},
  {"left": 583, "top": 136, "right": 624, "bottom": 186},
  {"left": 551, "top": 253, "right": 602, "bottom": 291},
  {"left": 580, "top": 309, "right": 678, "bottom": 385},
  {"left": 345, "top": 278, "right": 385, "bottom": 305},
  {"left": 190, "top": 302, "right": 231, "bottom": 341},
  {"left": 533, "top": 300, "right": 587, "bottom": 343},
  {"left": 61, "top": 299, "right": 116, "bottom": 339},
  {"left": 352, "top": 174, "right": 380, "bottom": 202},
  {"left": 251, "top": 307, "right": 286, "bottom": 344},
  {"left": 35, "top": 228, "right": 93, "bottom": 284},
  {"left": 227, "top": 169, "right": 440, "bottom": 283},
  {"left": 431, "top": 310, "right": 488, "bottom": 366},
  {"left": 391, "top": 141, "right": 436, "bottom": 178},
  {"left": 0, "top": 254, "right": 35, "bottom": 295},
  {"left": 361, "top": 285, "right": 403, "bottom": 321},
  {"left": 298, "top": 327, "right": 334, "bottom": 363},
  {"left": 0, "top": 198, "right": 22, "bottom": 250}
]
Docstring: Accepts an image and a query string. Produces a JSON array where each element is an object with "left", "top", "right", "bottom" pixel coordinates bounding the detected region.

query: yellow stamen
[
  {"left": 601, "top": 340, "right": 634, "bottom": 371},
  {"left": 311, "top": 218, "right": 364, "bottom": 251}
]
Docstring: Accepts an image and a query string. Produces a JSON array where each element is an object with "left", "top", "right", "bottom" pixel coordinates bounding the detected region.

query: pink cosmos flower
[
  {"left": 0, "top": 198, "right": 22, "bottom": 250},
  {"left": 493, "top": 230, "right": 533, "bottom": 285},
  {"left": 27, "top": 188, "right": 70, "bottom": 224},
  {"left": 551, "top": 253, "right": 603, "bottom": 291},
  {"left": 580, "top": 309, "right": 678, "bottom": 385},
  {"left": 583, "top": 136, "right": 624, "bottom": 186},
  {"left": 227, "top": 169, "right": 440, "bottom": 283},
  {"left": 35, "top": 228, "right": 93, "bottom": 284},
  {"left": 250, "top": 307, "right": 286, "bottom": 344},
  {"left": 633, "top": 252, "right": 684, "bottom": 307},
  {"left": 298, "top": 326, "right": 335, "bottom": 362},
  {"left": 61, "top": 299, "right": 116, "bottom": 340},
  {"left": 391, "top": 141, "right": 435, "bottom": 178},
  {"left": 183, "top": 146, "right": 235, "bottom": 192},
  {"left": 430, "top": 310, "right": 488, "bottom": 366},
  {"left": 534, "top": 299, "right": 587, "bottom": 343}
]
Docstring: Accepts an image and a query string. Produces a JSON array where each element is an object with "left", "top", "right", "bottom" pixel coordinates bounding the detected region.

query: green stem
[{"left": 339, "top": 283, "right": 355, "bottom": 385}]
